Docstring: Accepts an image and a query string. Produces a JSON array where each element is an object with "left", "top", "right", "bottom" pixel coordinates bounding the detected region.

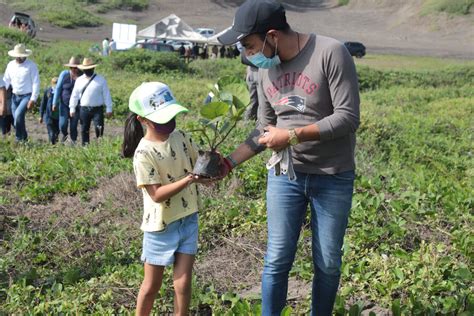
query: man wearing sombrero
[
  {"left": 53, "top": 56, "right": 82, "bottom": 143},
  {"left": 69, "top": 57, "right": 113, "bottom": 145},
  {"left": 3, "top": 43, "right": 40, "bottom": 142}
]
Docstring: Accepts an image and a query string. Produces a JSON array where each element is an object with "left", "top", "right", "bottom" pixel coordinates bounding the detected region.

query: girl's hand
[{"left": 191, "top": 175, "right": 216, "bottom": 185}]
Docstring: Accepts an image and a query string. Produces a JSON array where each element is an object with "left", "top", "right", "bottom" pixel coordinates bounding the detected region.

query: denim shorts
[{"left": 141, "top": 212, "right": 198, "bottom": 266}]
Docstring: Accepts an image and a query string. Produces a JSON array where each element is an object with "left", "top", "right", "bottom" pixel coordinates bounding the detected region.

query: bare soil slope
[{"left": 1, "top": 0, "right": 473, "bottom": 58}]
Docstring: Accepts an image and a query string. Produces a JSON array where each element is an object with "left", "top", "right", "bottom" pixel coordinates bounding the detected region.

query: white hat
[
  {"left": 129, "top": 82, "right": 189, "bottom": 124},
  {"left": 8, "top": 44, "right": 32, "bottom": 58}
]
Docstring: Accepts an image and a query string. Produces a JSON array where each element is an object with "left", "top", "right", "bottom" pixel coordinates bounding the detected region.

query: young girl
[{"left": 122, "top": 82, "right": 208, "bottom": 315}]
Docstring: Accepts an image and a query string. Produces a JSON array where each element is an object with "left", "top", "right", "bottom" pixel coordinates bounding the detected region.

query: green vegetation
[
  {"left": 95, "top": 0, "right": 149, "bottom": 13},
  {"left": 338, "top": 0, "right": 350, "bottom": 6},
  {"left": 8, "top": 0, "right": 149, "bottom": 28},
  {"left": 422, "top": 0, "right": 474, "bottom": 15},
  {"left": 354, "top": 53, "right": 474, "bottom": 71},
  {"left": 0, "top": 28, "right": 473, "bottom": 314}
]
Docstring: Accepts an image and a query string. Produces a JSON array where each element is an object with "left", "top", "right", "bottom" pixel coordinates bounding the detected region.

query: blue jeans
[
  {"left": 262, "top": 169, "right": 355, "bottom": 316},
  {"left": 79, "top": 106, "right": 104, "bottom": 145},
  {"left": 46, "top": 118, "right": 60, "bottom": 144},
  {"left": 11, "top": 93, "right": 31, "bottom": 141},
  {"left": 59, "top": 102, "right": 80, "bottom": 142}
]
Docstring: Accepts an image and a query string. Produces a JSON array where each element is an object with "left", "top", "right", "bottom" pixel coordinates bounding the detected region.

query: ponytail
[{"left": 122, "top": 112, "right": 144, "bottom": 158}]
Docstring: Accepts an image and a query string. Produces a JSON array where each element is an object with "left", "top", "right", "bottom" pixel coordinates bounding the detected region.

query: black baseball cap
[{"left": 218, "top": 0, "right": 288, "bottom": 45}]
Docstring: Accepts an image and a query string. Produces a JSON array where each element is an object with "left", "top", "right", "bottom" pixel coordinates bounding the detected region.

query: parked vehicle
[
  {"left": 8, "top": 12, "right": 37, "bottom": 38},
  {"left": 167, "top": 40, "right": 193, "bottom": 51},
  {"left": 129, "top": 41, "right": 175, "bottom": 52},
  {"left": 195, "top": 28, "right": 215, "bottom": 38},
  {"left": 344, "top": 41, "right": 366, "bottom": 58}
]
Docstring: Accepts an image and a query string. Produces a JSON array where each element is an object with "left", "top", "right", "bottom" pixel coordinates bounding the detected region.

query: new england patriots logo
[{"left": 275, "top": 95, "right": 306, "bottom": 113}]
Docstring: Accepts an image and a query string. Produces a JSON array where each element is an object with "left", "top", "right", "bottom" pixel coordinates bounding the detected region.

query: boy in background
[{"left": 39, "top": 77, "right": 60, "bottom": 144}]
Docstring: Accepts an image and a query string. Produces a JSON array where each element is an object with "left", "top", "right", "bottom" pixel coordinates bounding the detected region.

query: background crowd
[{"left": 0, "top": 44, "right": 113, "bottom": 145}]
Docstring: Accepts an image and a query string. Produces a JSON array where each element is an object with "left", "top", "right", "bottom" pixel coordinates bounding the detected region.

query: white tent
[
  {"left": 206, "top": 27, "right": 230, "bottom": 46},
  {"left": 137, "top": 14, "right": 209, "bottom": 43}
]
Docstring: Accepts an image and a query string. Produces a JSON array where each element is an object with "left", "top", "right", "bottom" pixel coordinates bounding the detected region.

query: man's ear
[{"left": 266, "top": 29, "right": 279, "bottom": 46}]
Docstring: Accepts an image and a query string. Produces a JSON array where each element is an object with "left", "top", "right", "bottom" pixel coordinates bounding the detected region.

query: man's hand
[
  {"left": 39, "top": 117, "right": 43, "bottom": 124},
  {"left": 52, "top": 105, "right": 56, "bottom": 112},
  {"left": 70, "top": 112, "right": 75, "bottom": 118},
  {"left": 105, "top": 112, "right": 113, "bottom": 119},
  {"left": 27, "top": 100, "right": 35, "bottom": 110},
  {"left": 258, "top": 125, "right": 290, "bottom": 151}
]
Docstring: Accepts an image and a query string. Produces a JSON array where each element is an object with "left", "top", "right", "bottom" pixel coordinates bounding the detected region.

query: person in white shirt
[
  {"left": 102, "top": 38, "right": 110, "bottom": 56},
  {"left": 3, "top": 44, "right": 40, "bottom": 142},
  {"left": 69, "top": 58, "right": 113, "bottom": 145},
  {"left": 108, "top": 39, "right": 117, "bottom": 55}
]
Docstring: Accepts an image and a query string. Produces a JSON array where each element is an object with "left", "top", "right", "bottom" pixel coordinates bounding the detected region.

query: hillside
[{"left": 1, "top": 0, "right": 473, "bottom": 58}]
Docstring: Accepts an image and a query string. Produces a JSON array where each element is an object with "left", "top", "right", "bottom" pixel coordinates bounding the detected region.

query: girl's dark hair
[{"left": 122, "top": 112, "right": 144, "bottom": 158}]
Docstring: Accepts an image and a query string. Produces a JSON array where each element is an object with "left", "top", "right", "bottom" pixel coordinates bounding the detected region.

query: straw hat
[
  {"left": 8, "top": 44, "right": 32, "bottom": 58},
  {"left": 64, "top": 56, "right": 80, "bottom": 68},
  {"left": 77, "top": 57, "right": 98, "bottom": 70}
]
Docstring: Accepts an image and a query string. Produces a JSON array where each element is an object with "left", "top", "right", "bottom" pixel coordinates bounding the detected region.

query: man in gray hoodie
[{"left": 218, "top": 1, "right": 360, "bottom": 315}]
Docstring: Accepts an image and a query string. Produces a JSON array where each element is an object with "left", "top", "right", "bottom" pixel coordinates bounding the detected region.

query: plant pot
[{"left": 193, "top": 150, "right": 222, "bottom": 178}]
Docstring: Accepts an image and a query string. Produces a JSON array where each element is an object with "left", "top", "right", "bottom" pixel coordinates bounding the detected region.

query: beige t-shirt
[{"left": 133, "top": 130, "right": 200, "bottom": 232}]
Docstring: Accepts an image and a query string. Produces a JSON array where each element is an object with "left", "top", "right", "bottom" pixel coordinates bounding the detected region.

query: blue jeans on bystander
[
  {"left": 262, "top": 169, "right": 355, "bottom": 316},
  {"left": 59, "top": 102, "right": 80, "bottom": 142},
  {"left": 11, "top": 93, "right": 31, "bottom": 141}
]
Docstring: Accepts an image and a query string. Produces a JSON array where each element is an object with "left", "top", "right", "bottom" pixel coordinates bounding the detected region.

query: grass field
[
  {"left": 0, "top": 26, "right": 473, "bottom": 314},
  {"left": 8, "top": 0, "right": 149, "bottom": 28}
]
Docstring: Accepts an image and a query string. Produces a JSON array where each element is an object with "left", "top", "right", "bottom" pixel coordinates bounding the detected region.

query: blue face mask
[{"left": 247, "top": 35, "right": 281, "bottom": 69}]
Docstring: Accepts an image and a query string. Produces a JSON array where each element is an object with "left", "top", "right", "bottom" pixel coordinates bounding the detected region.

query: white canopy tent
[
  {"left": 137, "top": 14, "right": 209, "bottom": 43},
  {"left": 206, "top": 27, "right": 230, "bottom": 46}
]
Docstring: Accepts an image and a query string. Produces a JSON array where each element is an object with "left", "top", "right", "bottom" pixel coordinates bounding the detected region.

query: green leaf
[
  {"left": 392, "top": 299, "right": 401, "bottom": 316},
  {"left": 217, "top": 75, "right": 246, "bottom": 89},
  {"left": 219, "top": 91, "right": 233, "bottom": 103},
  {"left": 222, "top": 83, "right": 250, "bottom": 107},
  {"left": 455, "top": 267, "right": 472, "bottom": 280},
  {"left": 200, "top": 101, "right": 229, "bottom": 119},
  {"left": 394, "top": 267, "right": 404, "bottom": 280},
  {"left": 349, "top": 303, "right": 361, "bottom": 316}
]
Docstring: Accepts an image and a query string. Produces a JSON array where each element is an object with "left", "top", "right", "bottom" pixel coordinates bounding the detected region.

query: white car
[
  {"left": 168, "top": 40, "right": 193, "bottom": 51},
  {"left": 195, "top": 28, "right": 215, "bottom": 38}
]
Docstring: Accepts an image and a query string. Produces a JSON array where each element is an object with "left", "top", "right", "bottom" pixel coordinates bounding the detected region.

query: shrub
[
  {"left": 96, "top": 0, "right": 149, "bottom": 13},
  {"left": 0, "top": 26, "right": 37, "bottom": 47},
  {"left": 356, "top": 65, "right": 474, "bottom": 91},
  {"left": 188, "top": 59, "right": 246, "bottom": 79},
  {"left": 108, "top": 50, "right": 187, "bottom": 73},
  {"left": 39, "top": 7, "right": 102, "bottom": 28},
  {"left": 421, "top": 0, "right": 474, "bottom": 15}
]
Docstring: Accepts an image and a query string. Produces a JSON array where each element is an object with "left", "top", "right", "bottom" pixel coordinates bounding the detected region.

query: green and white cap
[{"left": 129, "top": 82, "right": 188, "bottom": 124}]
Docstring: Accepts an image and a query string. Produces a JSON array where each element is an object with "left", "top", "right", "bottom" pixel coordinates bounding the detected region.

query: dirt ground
[{"left": 1, "top": 0, "right": 473, "bottom": 59}]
